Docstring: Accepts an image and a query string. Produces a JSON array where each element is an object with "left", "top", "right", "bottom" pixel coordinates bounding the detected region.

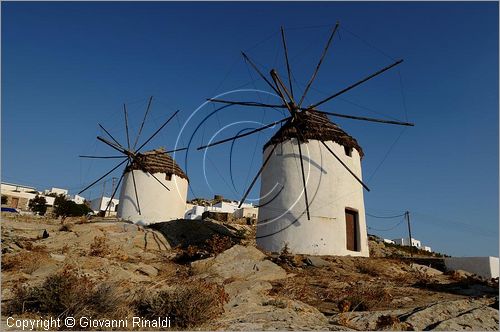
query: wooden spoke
[
  {"left": 98, "top": 124, "right": 123, "bottom": 148},
  {"left": 208, "top": 99, "right": 286, "bottom": 109},
  {"left": 104, "top": 172, "right": 124, "bottom": 216},
  {"left": 79, "top": 155, "right": 127, "bottom": 159},
  {"left": 241, "top": 51, "right": 281, "bottom": 96},
  {"left": 295, "top": 134, "right": 311, "bottom": 220},
  {"left": 313, "top": 109, "right": 414, "bottom": 126},
  {"left": 280, "top": 26, "right": 294, "bottom": 99},
  {"left": 129, "top": 165, "right": 142, "bottom": 214},
  {"left": 78, "top": 158, "right": 128, "bottom": 195},
  {"left": 309, "top": 59, "right": 403, "bottom": 109},
  {"left": 197, "top": 117, "right": 291, "bottom": 150},
  {"left": 97, "top": 136, "right": 129, "bottom": 155},
  {"left": 270, "top": 69, "right": 295, "bottom": 104},
  {"left": 136, "top": 110, "right": 179, "bottom": 152},
  {"left": 320, "top": 140, "right": 370, "bottom": 191},
  {"left": 238, "top": 144, "right": 278, "bottom": 208},
  {"left": 124, "top": 104, "right": 131, "bottom": 150},
  {"left": 133, "top": 96, "right": 153, "bottom": 150},
  {"left": 298, "top": 22, "right": 340, "bottom": 108},
  {"left": 147, "top": 171, "right": 170, "bottom": 191}
]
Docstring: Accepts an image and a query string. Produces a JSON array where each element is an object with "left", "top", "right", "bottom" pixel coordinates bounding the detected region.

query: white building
[
  {"left": 392, "top": 237, "right": 432, "bottom": 252},
  {"left": 1, "top": 182, "right": 55, "bottom": 211},
  {"left": 393, "top": 237, "right": 422, "bottom": 248},
  {"left": 71, "top": 194, "right": 86, "bottom": 205},
  {"left": 383, "top": 238, "right": 395, "bottom": 244},
  {"left": 256, "top": 111, "right": 369, "bottom": 256},
  {"left": 184, "top": 200, "right": 258, "bottom": 220},
  {"left": 90, "top": 196, "right": 119, "bottom": 214},
  {"left": 118, "top": 148, "right": 189, "bottom": 224},
  {"left": 44, "top": 187, "right": 69, "bottom": 197},
  {"left": 444, "top": 257, "right": 499, "bottom": 279}
]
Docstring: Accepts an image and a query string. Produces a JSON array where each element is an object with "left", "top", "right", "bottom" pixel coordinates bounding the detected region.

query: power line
[{"left": 366, "top": 212, "right": 406, "bottom": 219}]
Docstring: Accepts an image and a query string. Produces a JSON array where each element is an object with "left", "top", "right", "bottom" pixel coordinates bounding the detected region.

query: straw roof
[
  {"left": 126, "top": 148, "right": 189, "bottom": 181},
  {"left": 263, "top": 110, "right": 364, "bottom": 158}
]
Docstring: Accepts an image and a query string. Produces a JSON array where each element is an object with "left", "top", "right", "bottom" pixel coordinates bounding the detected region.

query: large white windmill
[
  {"left": 199, "top": 23, "right": 414, "bottom": 256},
  {"left": 79, "top": 97, "right": 189, "bottom": 224}
]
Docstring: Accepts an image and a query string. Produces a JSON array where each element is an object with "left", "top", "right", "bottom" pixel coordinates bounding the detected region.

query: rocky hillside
[{"left": 1, "top": 214, "right": 498, "bottom": 330}]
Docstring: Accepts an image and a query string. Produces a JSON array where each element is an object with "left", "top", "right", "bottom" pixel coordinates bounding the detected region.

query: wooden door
[
  {"left": 345, "top": 209, "right": 358, "bottom": 251},
  {"left": 11, "top": 197, "right": 19, "bottom": 208}
]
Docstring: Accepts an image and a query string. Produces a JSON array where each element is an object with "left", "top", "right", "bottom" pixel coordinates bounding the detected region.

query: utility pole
[
  {"left": 406, "top": 210, "right": 414, "bottom": 257},
  {"left": 108, "top": 177, "right": 117, "bottom": 217}
]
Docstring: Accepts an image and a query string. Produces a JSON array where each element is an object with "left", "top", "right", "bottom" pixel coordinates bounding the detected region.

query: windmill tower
[
  {"left": 79, "top": 97, "right": 188, "bottom": 224},
  {"left": 199, "top": 23, "right": 414, "bottom": 256}
]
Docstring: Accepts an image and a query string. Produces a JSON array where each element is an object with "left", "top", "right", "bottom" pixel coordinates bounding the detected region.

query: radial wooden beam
[
  {"left": 309, "top": 59, "right": 403, "bottom": 109},
  {"left": 207, "top": 99, "right": 286, "bottom": 109},
  {"left": 298, "top": 21, "right": 340, "bottom": 108},
  {"left": 241, "top": 51, "right": 281, "bottom": 96},
  {"left": 313, "top": 109, "right": 414, "bottom": 126},
  {"left": 97, "top": 136, "right": 129, "bottom": 155},
  {"left": 78, "top": 158, "right": 128, "bottom": 195},
  {"left": 136, "top": 110, "right": 179, "bottom": 152},
  {"left": 133, "top": 96, "right": 154, "bottom": 150},
  {"left": 124, "top": 104, "right": 131, "bottom": 150},
  {"left": 147, "top": 171, "right": 170, "bottom": 191},
  {"left": 295, "top": 135, "right": 311, "bottom": 220},
  {"left": 197, "top": 117, "right": 291, "bottom": 150},
  {"left": 238, "top": 143, "right": 278, "bottom": 208},
  {"left": 98, "top": 124, "right": 122, "bottom": 148},
  {"left": 79, "top": 155, "right": 127, "bottom": 159},
  {"left": 104, "top": 172, "right": 124, "bottom": 216},
  {"left": 320, "top": 140, "right": 370, "bottom": 191},
  {"left": 270, "top": 69, "right": 295, "bottom": 104},
  {"left": 130, "top": 166, "right": 142, "bottom": 214},
  {"left": 280, "top": 26, "right": 294, "bottom": 99}
]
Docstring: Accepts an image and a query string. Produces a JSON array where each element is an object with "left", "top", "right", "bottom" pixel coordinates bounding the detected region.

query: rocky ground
[{"left": 1, "top": 213, "right": 498, "bottom": 330}]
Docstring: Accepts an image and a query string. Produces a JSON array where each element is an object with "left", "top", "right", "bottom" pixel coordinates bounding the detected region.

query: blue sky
[{"left": 2, "top": 2, "right": 498, "bottom": 257}]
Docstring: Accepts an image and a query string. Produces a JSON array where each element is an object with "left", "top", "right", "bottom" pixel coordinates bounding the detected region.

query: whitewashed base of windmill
[
  {"left": 117, "top": 170, "right": 188, "bottom": 224},
  {"left": 256, "top": 138, "right": 369, "bottom": 257}
]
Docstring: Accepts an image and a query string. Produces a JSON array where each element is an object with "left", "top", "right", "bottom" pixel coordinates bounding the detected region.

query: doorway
[{"left": 345, "top": 209, "right": 359, "bottom": 251}]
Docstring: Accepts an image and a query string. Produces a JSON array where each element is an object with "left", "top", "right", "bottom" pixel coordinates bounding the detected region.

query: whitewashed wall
[
  {"left": 256, "top": 138, "right": 369, "bottom": 256},
  {"left": 444, "top": 257, "right": 499, "bottom": 279},
  {"left": 118, "top": 170, "right": 188, "bottom": 224}
]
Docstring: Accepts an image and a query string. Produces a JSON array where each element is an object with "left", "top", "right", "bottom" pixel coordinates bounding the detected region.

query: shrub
[
  {"left": 134, "top": 281, "right": 228, "bottom": 328},
  {"left": 2, "top": 251, "right": 49, "bottom": 274},
  {"left": 59, "top": 224, "right": 73, "bottom": 232},
  {"left": 356, "top": 259, "right": 384, "bottom": 276},
  {"left": 54, "top": 195, "right": 92, "bottom": 218},
  {"left": 28, "top": 195, "right": 47, "bottom": 216},
  {"left": 339, "top": 285, "right": 391, "bottom": 311},
  {"left": 89, "top": 236, "right": 111, "bottom": 257},
  {"left": 205, "top": 234, "right": 233, "bottom": 255},
  {"left": 6, "top": 267, "right": 120, "bottom": 319}
]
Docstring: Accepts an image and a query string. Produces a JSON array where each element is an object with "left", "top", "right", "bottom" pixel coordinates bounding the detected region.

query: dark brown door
[
  {"left": 345, "top": 209, "right": 358, "bottom": 251},
  {"left": 11, "top": 197, "right": 19, "bottom": 208}
]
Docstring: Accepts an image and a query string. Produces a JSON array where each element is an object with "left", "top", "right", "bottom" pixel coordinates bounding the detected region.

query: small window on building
[
  {"left": 165, "top": 173, "right": 172, "bottom": 181},
  {"left": 344, "top": 146, "right": 352, "bottom": 157}
]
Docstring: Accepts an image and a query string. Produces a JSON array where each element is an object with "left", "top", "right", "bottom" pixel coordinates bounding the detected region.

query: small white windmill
[{"left": 79, "top": 97, "right": 189, "bottom": 224}]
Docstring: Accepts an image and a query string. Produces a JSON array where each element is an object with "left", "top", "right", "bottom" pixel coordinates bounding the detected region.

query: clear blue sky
[{"left": 2, "top": 2, "right": 498, "bottom": 257}]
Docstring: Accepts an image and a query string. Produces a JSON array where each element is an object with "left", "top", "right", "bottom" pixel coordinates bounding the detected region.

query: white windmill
[
  {"left": 199, "top": 23, "right": 414, "bottom": 256},
  {"left": 79, "top": 97, "right": 189, "bottom": 224}
]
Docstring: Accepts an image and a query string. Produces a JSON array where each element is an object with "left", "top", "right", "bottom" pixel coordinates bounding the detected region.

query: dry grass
[
  {"left": 134, "top": 281, "right": 229, "bottom": 328},
  {"left": 355, "top": 259, "right": 384, "bottom": 277},
  {"left": 6, "top": 267, "right": 123, "bottom": 323},
  {"left": 89, "top": 235, "right": 111, "bottom": 257},
  {"left": 2, "top": 251, "right": 50, "bottom": 274}
]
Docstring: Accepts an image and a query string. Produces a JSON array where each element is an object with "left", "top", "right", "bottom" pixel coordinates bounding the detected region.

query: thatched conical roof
[
  {"left": 263, "top": 110, "right": 363, "bottom": 158},
  {"left": 125, "top": 148, "right": 189, "bottom": 181}
]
